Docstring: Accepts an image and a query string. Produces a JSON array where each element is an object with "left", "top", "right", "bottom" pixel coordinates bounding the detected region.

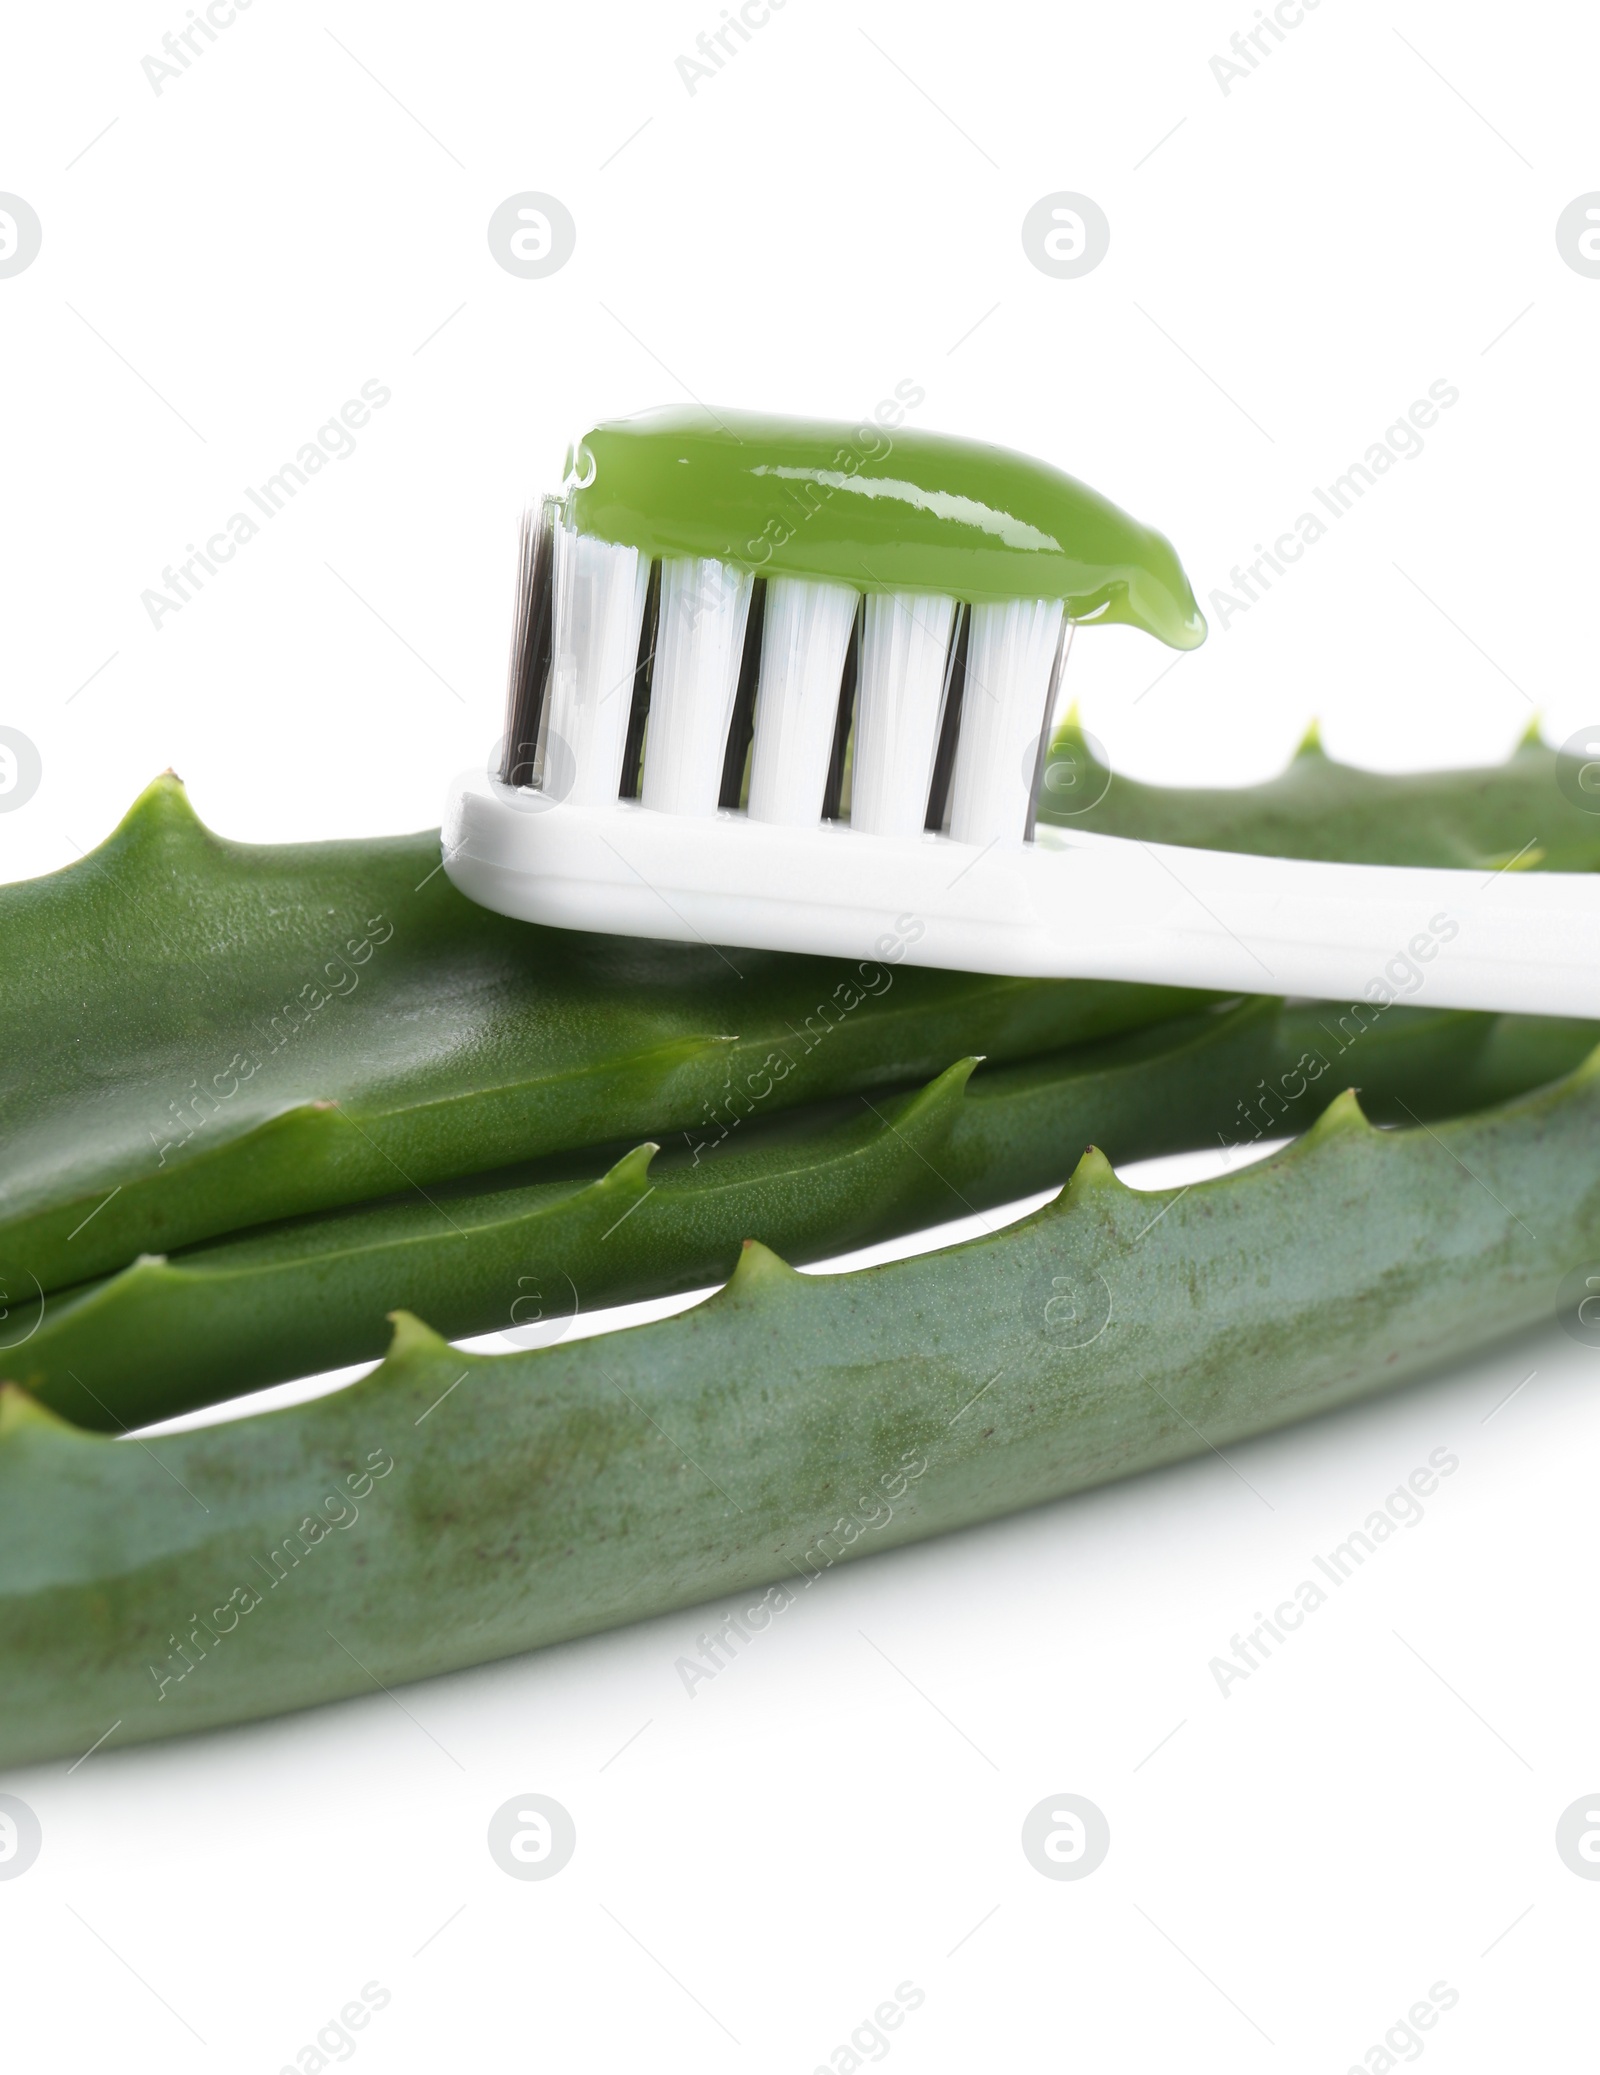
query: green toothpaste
[{"left": 565, "top": 405, "right": 1207, "bottom": 646}]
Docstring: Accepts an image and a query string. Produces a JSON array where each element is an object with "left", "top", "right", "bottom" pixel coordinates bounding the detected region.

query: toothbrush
[{"left": 444, "top": 408, "right": 1600, "bottom": 1018}]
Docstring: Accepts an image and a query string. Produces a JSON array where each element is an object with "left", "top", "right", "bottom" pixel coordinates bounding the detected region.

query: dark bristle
[
  {"left": 821, "top": 599, "right": 863, "bottom": 823},
  {"left": 718, "top": 576, "right": 767, "bottom": 811},
  {"left": 924, "top": 603, "right": 970, "bottom": 832},
  {"left": 500, "top": 499, "right": 557, "bottom": 787},
  {"left": 1024, "top": 614, "right": 1075, "bottom": 842},
  {"left": 618, "top": 560, "right": 661, "bottom": 801}
]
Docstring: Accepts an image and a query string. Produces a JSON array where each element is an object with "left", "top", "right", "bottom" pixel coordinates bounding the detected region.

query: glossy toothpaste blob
[
  {"left": 443, "top": 408, "right": 1600, "bottom": 1017},
  {"left": 564, "top": 405, "right": 1209, "bottom": 639}
]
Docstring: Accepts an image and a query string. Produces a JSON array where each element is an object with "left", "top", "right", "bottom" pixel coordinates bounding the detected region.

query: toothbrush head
[
  {"left": 449, "top": 408, "right": 1206, "bottom": 970},
  {"left": 497, "top": 406, "right": 1204, "bottom": 822}
]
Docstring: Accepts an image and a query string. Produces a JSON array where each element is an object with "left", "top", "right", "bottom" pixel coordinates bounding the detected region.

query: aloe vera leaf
[
  {"left": 16, "top": 996, "right": 1595, "bottom": 1434},
  {"left": 13, "top": 1059, "right": 977, "bottom": 1432},
  {"left": 9, "top": 733, "right": 1593, "bottom": 1299},
  {"left": 1039, "top": 720, "right": 1600, "bottom": 872},
  {"left": 3, "top": 1048, "right": 1592, "bottom": 1768},
  {"left": 0, "top": 777, "right": 1200, "bottom": 1295}
]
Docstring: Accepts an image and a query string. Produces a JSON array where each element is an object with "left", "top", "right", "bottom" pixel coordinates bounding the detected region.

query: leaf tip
[
  {"left": 0, "top": 1382, "right": 84, "bottom": 1443},
  {"left": 604, "top": 1142, "right": 659, "bottom": 1190},
  {"left": 109, "top": 770, "right": 217, "bottom": 856},
  {"left": 1068, "top": 1143, "right": 1124, "bottom": 1192},
  {"left": 1293, "top": 717, "right": 1324, "bottom": 760},
  {"left": 1304, "top": 1086, "right": 1372, "bottom": 1141},
  {"left": 1483, "top": 842, "right": 1545, "bottom": 874},
  {"left": 383, "top": 1310, "right": 452, "bottom": 1361},
  {"left": 1565, "top": 1039, "right": 1600, "bottom": 1090},
  {"left": 908, "top": 1054, "right": 982, "bottom": 1114},
  {"left": 728, "top": 1238, "right": 801, "bottom": 1292}
]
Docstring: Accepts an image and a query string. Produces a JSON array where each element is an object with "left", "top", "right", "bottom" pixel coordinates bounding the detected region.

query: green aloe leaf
[
  {"left": 6, "top": 728, "right": 1592, "bottom": 1306},
  {"left": 13, "top": 999, "right": 1594, "bottom": 1433},
  {"left": 3, "top": 1048, "right": 1591, "bottom": 1768},
  {"left": 0, "top": 777, "right": 1196, "bottom": 1295},
  {"left": 1039, "top": 717, "right": 1600, "bottom": 871}
]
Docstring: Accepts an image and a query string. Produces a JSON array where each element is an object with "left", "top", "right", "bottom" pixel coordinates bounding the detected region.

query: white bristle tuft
[
  {"left": 948, "top": 598, "right": 1067, "bottom": 846},
  {"left": 746, "top": 576, "right": 859, "bottom": 826},
  {"left": 548, "top": 523, "right": 650, "bottom": 804},
  {"left": 849, "top": 591, "right": 957, "bottom": 837},
  {"left": 640, "top": 557, "right": 754, "bottom": 817}
]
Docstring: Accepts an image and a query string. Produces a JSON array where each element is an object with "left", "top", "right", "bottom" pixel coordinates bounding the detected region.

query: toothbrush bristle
[
  {"left": 500, "top": 499, "right": 557, "bottom": 788},
  {"left": 923, "top": 605, "right": 971, "bottom": 834},
  {"left": 849, "top": 592, "right": 959, "bottom": 839},
  {"left": 948, "top": 598, "right": 1067, "bottom": 846},
  {"left": 747, "top": 576, "right": 860, "bottom": 827},
  {"left": 717, "top": 578, "right": 768, "bottom": 810},
  {"left": 639, "top": 558, "right": 755, "bottom": 817},
  {"left": 512, "top": 520, "right": 1072, "bottom": 841},
  {"left": 618, "top": 559, "right": 661, "bottom": 800},
  {"left": 548, "top": 524, "right": 649, "bottom": 805},
  {"left": 821, "top": 601, "right": 862, "bottom": 823}
]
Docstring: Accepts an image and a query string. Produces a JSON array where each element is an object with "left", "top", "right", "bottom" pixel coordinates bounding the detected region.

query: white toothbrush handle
[
  {"left": 444, "top": 775, "right": 1600, "bottom": 1019},
  {"left": 1033, "top": 828, "right": 1599, "bottom": 1017}
]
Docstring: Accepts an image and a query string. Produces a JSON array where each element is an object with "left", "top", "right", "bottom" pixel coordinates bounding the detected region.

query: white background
[{"left": 3, "top": 1, "right": 1598, "bottom": 2068}]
